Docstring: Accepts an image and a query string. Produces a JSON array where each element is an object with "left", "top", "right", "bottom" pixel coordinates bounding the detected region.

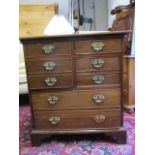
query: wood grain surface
[{"left": 19, "top": 4, "right": 58, "bottom": 38}]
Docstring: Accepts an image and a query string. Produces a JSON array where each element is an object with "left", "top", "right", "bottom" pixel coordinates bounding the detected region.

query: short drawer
[
  {"left": 28, "top": 73, "right": 73, "bottom": 89},
  {"left": 75, "top": 39, "right": 121, "bottom": 54},
  {"left": 34, "top": 109, "right": 121, "bottom": 129},
  {"left": 24, "top": 41, "right": 72, "bottom": 57},
  {"left": 76, "top": 57, "right": 120, "bottom": 72},
  {"left": 76, "top": 72, "right": 120, "bottom": 87},
  {"left": 26, "top": 58, "right": 72, "bottom": 74},
  {"left": 31, "top": 89, "right": 121, "bottom": 110}
]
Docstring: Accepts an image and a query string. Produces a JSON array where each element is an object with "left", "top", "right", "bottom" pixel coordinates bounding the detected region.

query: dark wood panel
[
  {"left": 76, "top": 56, "right": 120, "bottom": 72},
  {"left": 123, "top": 74, "right": 128, "bottom": 90},
  {"left": 34, "top": 109, "right": 121, "bottom": 129},
  {"left": 123, "top": 57, "right": 128, "bottom": 73},
  {"left": 31, "top": 89, "right": 121, "bottom": 110}
]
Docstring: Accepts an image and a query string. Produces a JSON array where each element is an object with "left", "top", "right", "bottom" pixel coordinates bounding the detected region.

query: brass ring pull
[
  {"left": 45, "top": 77, "right": 57, "bottom": 86},
  {"left": 42, "top": 44, "right": 55, "bottom": 54},
  {"left": 43, "top": 61, "right": 56, "bottom": 70},
  {"left": 91, "top": 59, "right": 104, "bottom": 68},
  {"left": 93, "top": 95, "right": 105, "bottom": 104},
  {"left": 92, "top": 75, "right": 104, "bottom": 84},
  {"left": 49, "top": 116, "right": 60, "bottom": 125},
  {"left": 94, "top": 115, "right": 106, "bottom": 123},
  {"left": 47, "top": 96, "right": 59, "bottom": 105},
  {"left": 91, "top": 42, "right": 104, "bottom": 52}
]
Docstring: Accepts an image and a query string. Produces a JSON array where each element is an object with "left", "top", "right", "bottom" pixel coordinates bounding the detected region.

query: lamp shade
[{"left": 44, "top": 14, "right": 75, "bottom": 35}]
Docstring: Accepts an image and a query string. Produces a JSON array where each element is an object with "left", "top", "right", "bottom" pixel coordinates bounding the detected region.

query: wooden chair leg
[
  {"left": 31, "top": 133, "right": 41, "bottom": 147},
  {"left": 106, "top": 130, "right": 127, "bottom": 144},
  {"left": 114, "top": 131, "right": 127, "bottom": 144}
]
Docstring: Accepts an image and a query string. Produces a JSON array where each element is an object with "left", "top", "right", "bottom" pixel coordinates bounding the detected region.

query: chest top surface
[{"left": 20, "top": 31, "right": 129, "bottom": 41}]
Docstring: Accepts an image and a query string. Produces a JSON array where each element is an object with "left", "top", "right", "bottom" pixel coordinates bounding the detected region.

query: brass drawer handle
[
  {"left": 94, "top": 115, "right": 106, "bottom": 123},
  {"left": 93, "top": 95, "right": 105, "bottom": 104},
  {"left": 42, "top": 44, "right": 55, "bottom": 54},
  {"left": 43, "top": 61, "right": 56, "bottom": 70},
  {"left": 45, "top": 77, "right": 57, "bottom": 86},
  {"left": 91, "top": 59, "right": 104, "bottom": 68},
  {"left": 91, "top": 42, "right": 104, "bottom": 52},
  {"left": 49, "top": 116, "right": 60, "bottom": 125},
  {"left": 92, "top": 75, "right": 104, "bottom": 84},
  {"left": 47, "top": 96, "right": 59, "bottom": 105}
]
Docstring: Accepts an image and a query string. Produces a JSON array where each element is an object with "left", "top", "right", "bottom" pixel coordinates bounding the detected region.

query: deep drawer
[
  {"left": 76, "top": 56, "right": 120, "bottom": 72},
  {"left": 76, "top": 72, "right": 120, "bottom": 87},
  {"left": 26, "top": 58, "right": 72, "bottom": 74},
  {"left": 28, "top": 73, "right": 73, "bottom": 89},
  {"left": 75, "top": 38, "right": 121, "bottom": 54},
  {"left": 34, "top": 109, "right": 121, "bottom": 129},
  {"left": 31, "top": 89, "right": 121, "bottom": 110}
]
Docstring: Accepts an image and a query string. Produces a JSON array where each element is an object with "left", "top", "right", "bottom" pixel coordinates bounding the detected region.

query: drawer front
[
  {"left": 26, "top": 58, "right": 72, "bottom": 74},
  {"left": 76, "top": 72, "right": 120, "bottom": 87},
  {"left": 76, "top": 57, "right": 120, "bottom": 72},
  {"left": 75, "top": 39, "right": 121, "bottom": 54},
  {"left": 28, "top": 73, "right": 73, "bottom": 89},
  {"left": 34, "top": 109, "right": 121, "bottom": 129},
  {"left": 24, "top": 41, "right": 72, "bottom": 57},
  {"left": 31, "top": 89, "right": 121, "bottom": 110}
]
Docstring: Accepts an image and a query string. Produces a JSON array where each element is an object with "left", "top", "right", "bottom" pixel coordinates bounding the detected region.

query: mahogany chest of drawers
[{"left": 20, "top": 31, "right": 127, "bottom": 146}]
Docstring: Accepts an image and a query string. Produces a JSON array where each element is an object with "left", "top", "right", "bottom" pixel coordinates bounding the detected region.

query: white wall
[
  {"left": 73, "top": 0, "right": 108, "bottom": 30},
  {"left": 94, "top": 0, "right": 108, "bottom": 30},
  {"left": 19, "top": 0, "right": 70, "bottom": 20},
  {"left": 108, "top": 0, "right": 129, "bottom": 28}
]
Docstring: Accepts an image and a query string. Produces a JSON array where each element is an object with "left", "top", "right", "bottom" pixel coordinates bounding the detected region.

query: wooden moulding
[{"left": 31, "top": 128, "right": 127, "bottom": 146}]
